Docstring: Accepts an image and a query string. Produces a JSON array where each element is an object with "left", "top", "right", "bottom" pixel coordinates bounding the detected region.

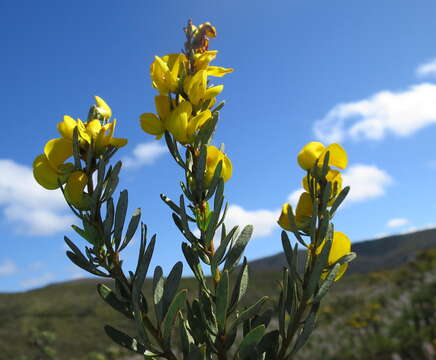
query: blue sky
[{"left": 1, "top": 1, "right": 436, "bottom": 292}]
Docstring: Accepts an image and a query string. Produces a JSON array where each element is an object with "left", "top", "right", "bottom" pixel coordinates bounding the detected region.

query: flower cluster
[
  {"left": 278, "top": 141, "right": 352, "bottom": 280},
  {"left": 33, "top": 96, "right": 127, "bottom": 210},
  {"left": 140, "top": 21, "right": 233, "bottom": 185}
]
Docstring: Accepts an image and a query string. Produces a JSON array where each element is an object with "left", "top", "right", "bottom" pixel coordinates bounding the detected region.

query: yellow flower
[
  {"left": 302, "top": 170, "right": 343, "bottom": 205},
  {"left": 165, "top": 101, "right": 211, "bottom": 144},
  {"left": 64, "top": 171, "right": 90, "bottom": 210},
  {"left": 193, "top": 50, "right": 234, "bottom": 77},
  {"left": 94, "top": 96, "right": 112, "bottom": 119},
  {"left": 204, "top": 145, "right": 232, "bottom": 186},
  {"left": 277, "top": 192, "right": 313, "bottom": 232},
  {"left": 140, "top": 95, "right": 171, "bottom": 139},
  {"left": 150, "top": 54, "right": 185, "bottom": 94},
  {"left": 183, "top": 70, "right": 223, "bottom": 106},
  {"left": 297, "top": 142, "right": 348, "bottom": 171},
  {"left": 317, "top": 231, "right": 351, "bottom": 281}
]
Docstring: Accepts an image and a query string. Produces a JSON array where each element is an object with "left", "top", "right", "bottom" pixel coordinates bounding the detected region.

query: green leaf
[
  {"left": 215, "top": 270, "right": 229, "bottom": 332},
  {"left": 329, "top": 186, "right": 350, "bottom": 217},
  {"left": 153, "top": 266, "right": 164, "bottom": 324},
  {"left": 292, "top": 308, "right": 318, "bottom": 354},
  {"left": 258, "top": 330, "right": 279, "bottom": 359},
  {"left": 230, "top": 296, "right": 267, "bottom": 331},
  {"left": 120, "top": 208, "right": 141, "bottom": 251},
  {"left": 104, "top": 325, "right": 159, "bottom": 357},
  {"left": 113, "top": 190, "right": 128, "bottom": 249},
  {"left": 224, "top": 225, "right": 253, "bottom": 271},
  {"left": 162, "top": 261, "right": 183, "bottom": 316},
  {"left": 103, "top": 198, "right": 115, "bottom": 238},
  {"left": 229, "top": 257, "right": 248, "bottom": 313},
  {"left": 182, "top": 243, "right": 207, "bottom": 291},
  {"left": 236, "top": 325, "right": 265, "bottom": 360},
  {"left": 162, "top": 289, "right": 187, "bottom": 343},
  {"left": 66, "top": 251, "right": 107, "bottom": 277},
  {"left": 194, "top": 145, "right": 207, "bottom": 195},
  {"left": 72, "top": 127, "right": 82, "bottom": 171},
  {"left": 97, "top": 284, "right": 133, "bottom": 319},
  {"left": 314, "top": 263, "right": 340, "bottom": 302}
]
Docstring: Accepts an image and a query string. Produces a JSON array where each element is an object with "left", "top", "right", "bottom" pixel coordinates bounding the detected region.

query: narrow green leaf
[
  {"left": 230, "top": 296, "right": 267, "bottom": 331},
  {"left": 229, "top": 257, "right": 248, "bottom": 313},
  {"left": 162, "top": 289, "right": 187, "bottom": 343},
  {"left": 104, "top": 325, "right": 160, "bottom": 357},
  {"left": 292, "top": 309, "right": 317, "bottom": 354},
  {"left": 97, "top": 284, "right": 133, "bottom": 319},
  {"left": 314, "top": 263, "right": 340, "bottom": 302},
  {"left": 236, "top": 325, "right": 265, "bottom": 359},
  {"left": 113, "top": 190, "right": 128, "bottom": 249},
  {"left": 66, "top": 251, "right": 107, "bottom": 277},
  {"left": 215, "top": 270, "right": 229, "bottom": 332},
  {"left": 224, "top": 225, "right": 253, "bottom": 271},
  {"left": 153, "top": 266, "right": 164, "bottom": 324},
  {"left": 329, "top": 186, "right": 350, "bottom": 217},
  {"left": 120, "top": 208, "right": 141, "bottom": 251},
  {"left": 162, "top": 261, "right": 183, "bottom": 315}
]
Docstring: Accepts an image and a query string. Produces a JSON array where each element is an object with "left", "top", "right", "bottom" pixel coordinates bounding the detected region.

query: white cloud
[
  {"left": 387, "top": 218, "right": 409, "bottom": 228},
  {"left": 342, "top": 164, "right": 392, "bottom": 203},
  {"left": 0, "top": 159, "right": 74, "bottom": 236},
  {"left": 123, "top": 142, "right": 166, "bottom": 168},
  {"left": 287, "top": 188, "right": 304, "bottom": 207},
  {"left": 0, "top": 259, "right": 18, "bottom": 276},
  {"left": 20, "top": 272, "right": 55, "bottom": 288},
  {"left": 223, "top": 205, "right": 280, "bottom": 239},
  {"left": 416, "top": 58, "right": 436, "bottom": 78},
  {"left": 314, "top": 83, "right": 436, "bottom": 142}
]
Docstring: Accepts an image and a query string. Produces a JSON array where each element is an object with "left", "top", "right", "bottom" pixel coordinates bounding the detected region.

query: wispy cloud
[
  {"left": 314, "top": 84, "right": 436, "bottom": 143},
  {"left": 416, "top": 58, "right": 436, "bottom": 78},
  {"left": 123, "top": 142, "right": 166, "bottom": 169},
  {"left": 0, "top": 159, "right": 74, "bottom": 236},
  {"left": 0, "top": 259, "right": 18, "bottom": 276},
  {"left": 343, "top": 164, "right": 393, "bottom": 203},
  {"left": 386, "top": 218, "right": 409, "bottom": 228}
]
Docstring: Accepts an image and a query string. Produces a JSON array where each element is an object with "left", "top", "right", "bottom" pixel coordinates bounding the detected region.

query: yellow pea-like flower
[
  {"left": 57, "top": 115, "right": 77, "bottom": 140},
  {"left": 297, "top": 142, "right": 348, "bottom": 171},
  {"left": 277, "top": 203, "right": 293, "bottom": 231},
  {"left": 140, "top": 95, "right": 171, "bottom": 139},
  {"left": 204, "top": 145, "right": 232, "bottom": 186},
  {"left": 193, "top": 50, "right": 234, "bottom": 77},
  {"left": 64, "top": 171, "right": 90, "bottom": 210},
  {"left": 150, "top": 54, "right": 185, "bottom": 94},
  {"left": 295, "top": 192, "right": 313, "bottom": 226},
  {"left": 94, "top": 96, "right": 112, "bottom": 119},
  {"left": 94, "top": 119, "right": 128, "bottom": 154},
  {"left": 316, "top": 231, "right": 351, "bottom": 281},
  {"left": 302, "top": 170, "right": 343, "bottom": 200},
  {"left": 33, "top": 154, "right": 73, "bottom": 190}
]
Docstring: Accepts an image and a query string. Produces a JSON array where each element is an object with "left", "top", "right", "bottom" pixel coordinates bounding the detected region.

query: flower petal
[
  {"left": 109, "top": 137, "right": 128, "bottom": 148},
  {"left": 297, "top": 142, "right": 325, "bottom": 170},
  {"left": 295, "top": 192, "right": 313, "bottom": 225},
  {"left": 44, "top": 137, "right": 73, "bottom": 168},
  {"left": 32, "top": 154, "right": 60, "bottom": 190},
  {"left": 94, "top": 96, "right": 112, "bottom": 119},
  {"left": 57, "top": 115, "right": 77, "bottom": 140},
  {"left": 65, "top": 171, "right": 90, "bottom": 210},
  {"left": 319, "top": 143, "right": 348, "bottom": 170},
  {"left": 207, "top": 66, "right": 234, "bottom": 77}
]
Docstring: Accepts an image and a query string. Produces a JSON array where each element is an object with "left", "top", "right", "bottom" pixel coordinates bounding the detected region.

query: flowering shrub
[{"left": 32, "top": 20, "right": 355, "bottom": 360}]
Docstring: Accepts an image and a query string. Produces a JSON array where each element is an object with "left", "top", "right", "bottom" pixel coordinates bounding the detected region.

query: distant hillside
[{"left": 249, "top": 227, "right": 436, "bottom": 274}]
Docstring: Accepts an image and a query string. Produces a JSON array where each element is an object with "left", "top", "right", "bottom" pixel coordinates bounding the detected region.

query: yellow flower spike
[
  {"left": 207, "top": 66, "right": 234, "bottom": 77},
  {"left": 166, "top": 101, "right": 192, "bottom": 144},
  {"left": 319, "top": 143, "right": 348, "bottom": 170},
  {"left": 297, "top": 142, "right": 325, "bottom": 170},
  {"left": 94, "top": 96, "right": 112, "bottom": 119},
  {"left": 65, "top": 171, "right": 90, "bottom": 210},
  {"left": 140, "top": 113, "right": 165, "bottom": 138},
  {"left": 277, "top": 203, "right": 293, "bottom": 231},
  {"left": 33, "top": 154, "right": 61, "bottom": 190},
  {"left": 295, "top": 192, "right": 313, "bottom": 225},
  {"left": 43, "top": 138, "right": 73, "bottom": 169},
  {"left": 57, "top": 115, "right": 77, "bottom": 140},
  {"left": 204, "top": 145, "right": 232, "bottom": 186}
]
